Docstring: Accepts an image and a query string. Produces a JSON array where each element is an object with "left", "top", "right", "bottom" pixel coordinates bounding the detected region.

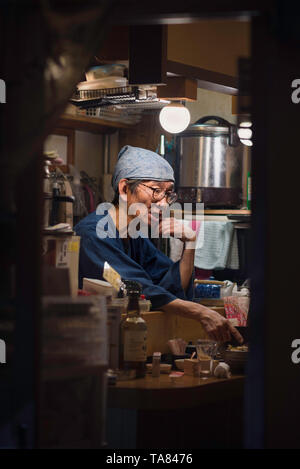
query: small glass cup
[{"left": 196, "top": 339, "right": 218, "bottom": 379}]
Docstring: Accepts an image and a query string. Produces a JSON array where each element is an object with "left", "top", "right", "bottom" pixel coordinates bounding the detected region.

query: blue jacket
[{"left": 75, "top": 211, "right": 193, "bottom": 310}]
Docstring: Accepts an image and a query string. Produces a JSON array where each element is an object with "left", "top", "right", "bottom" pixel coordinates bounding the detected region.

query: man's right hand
[
  {"left": 161, "top": 299, "right": 243, "bottom": 345},
  {"left": 196, "top": 305, "right": 244, "bottom": 344}
]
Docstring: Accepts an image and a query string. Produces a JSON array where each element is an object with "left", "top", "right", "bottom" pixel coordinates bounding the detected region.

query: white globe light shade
[
  {"left": 237, "top": 128, "right": 253, "bottom": 139},
  {"left": 159, "top": 104, "right": 191, "bottom": 134},
  {"left": 239, "top": 120, "right": 252, "bottom": 128},
  {"left": 240, "top": 139, "right": 253, "bottom": 147}
]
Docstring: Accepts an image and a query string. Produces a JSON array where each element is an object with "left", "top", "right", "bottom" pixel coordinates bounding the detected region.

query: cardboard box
[
  {"left": 83, "top": 277, "right": 115, "bottom": 297},
  {"left": 43, "top": 234, "right": 80, "bottom": 297}
]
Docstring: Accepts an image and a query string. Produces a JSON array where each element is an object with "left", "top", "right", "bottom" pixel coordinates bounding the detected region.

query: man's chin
[
  {"left": 148, "top": 212, "right": 159, "bottom": 224},
  {"left": 147, "top": 214, "right": 161, "bottom": 238}
]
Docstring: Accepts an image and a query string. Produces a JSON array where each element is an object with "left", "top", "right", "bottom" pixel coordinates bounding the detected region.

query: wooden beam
[
  {"left": 167, "top": 60, "right": 238, "bottom": 95},
  {"left": 57, "top": 114, "right": 132, "bottom": 134},
  {"left": 95, "top": 25, "right": 129, "bottom": 62},
  {"left": 129, "top": 25, "right": 167, "bottom": 85},
  {"left": 157, "top": 76, "right": 198, "bottom": 101},
  {"left": 111, "top": 1, "right": 267, "bottom": 25}
]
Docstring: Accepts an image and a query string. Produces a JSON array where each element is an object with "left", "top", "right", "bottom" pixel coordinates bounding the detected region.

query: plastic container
[
  {"left": 85, "top": 64, "right": 126, "bottom": 81},
  {"left": 195, "top": 283, "right": 221, "bottom": 299},
  {"left": 139, "top": 295, "right": 151, "bottom": 312}
]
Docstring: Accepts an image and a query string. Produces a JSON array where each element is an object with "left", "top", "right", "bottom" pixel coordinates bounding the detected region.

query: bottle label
[{"left": 124, "top": 330, "right": 147, "bottom": 362}]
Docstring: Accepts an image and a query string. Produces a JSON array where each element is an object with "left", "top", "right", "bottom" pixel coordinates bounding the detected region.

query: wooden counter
[
  {"left": 140, "top": 307, "right": 225, "bottom": 356},
  {"left": 108, "top": 373, "right": 244, "bottom": 410},
  {"left": 107, "top": 373, "right": 245, "bottom": 449}
]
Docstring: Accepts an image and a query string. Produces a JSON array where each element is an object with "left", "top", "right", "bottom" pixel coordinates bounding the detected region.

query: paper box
[{"left": 43, "top": 234, "right": 80, "bottom": 297}]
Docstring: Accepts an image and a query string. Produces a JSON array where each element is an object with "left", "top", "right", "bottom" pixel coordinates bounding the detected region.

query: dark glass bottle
[{"left": 119, "top": 281, "right": 147, "bottom": 378}]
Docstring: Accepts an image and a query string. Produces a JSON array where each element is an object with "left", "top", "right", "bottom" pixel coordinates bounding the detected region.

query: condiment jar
[{"left": 152, "top": 352, "right": 161, "bottom": 378}]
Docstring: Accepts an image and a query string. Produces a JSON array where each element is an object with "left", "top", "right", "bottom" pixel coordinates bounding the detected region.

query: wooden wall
[
  {"left": 98, "top": 21, "right": 250, "bottom": 79},
  {"left": 118, "top": 111, "right": 172, "bottom": 153},
  {"left": 168, "top": 20, "right": 251, "bottom": 77}
]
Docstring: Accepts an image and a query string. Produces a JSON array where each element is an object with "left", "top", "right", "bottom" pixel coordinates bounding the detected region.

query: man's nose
[{"left": 156, "top": 195, "right": 168, "bottom": 207}]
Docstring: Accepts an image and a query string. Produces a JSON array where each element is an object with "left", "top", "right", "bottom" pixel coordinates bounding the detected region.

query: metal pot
[{"left": 176, "top": 115, "right": 246, "bottom": 207}]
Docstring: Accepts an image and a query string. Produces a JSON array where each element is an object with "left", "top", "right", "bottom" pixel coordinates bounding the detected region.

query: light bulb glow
[
  {"left": 238, "top": 128, "right": 253, "bottom": 139},
  {"left": 159, "top": 104, "right": 191, "bottom": 134},
  {"left": 240, "top": 139, "right": 253, "bottom": 146},
  {"left": 239, "top": 121, "right": 252, "bottom": 128}
]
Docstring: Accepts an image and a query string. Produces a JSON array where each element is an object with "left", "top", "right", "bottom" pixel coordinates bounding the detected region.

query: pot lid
[
  {"left": 180, "top": 122, "right": 230, "bottom": 136},
  {"left": 179, "top": 115, "right": 235, "bottom": 136}
]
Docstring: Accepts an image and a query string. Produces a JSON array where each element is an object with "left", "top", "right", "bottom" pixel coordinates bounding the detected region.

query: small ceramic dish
[{"left": 174, "top": 359, "right": 185, "bottom": 371}]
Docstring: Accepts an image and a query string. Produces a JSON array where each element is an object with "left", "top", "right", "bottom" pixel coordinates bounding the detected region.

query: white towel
[
  {"left": 169, "top": 220, "right": 239, "bottom": 270},
  {"left": 194, "top": 221, "right": 239, "bottom": 270},
  {"left": 226, "top": 228, "right": 239, "bottom": 270}
]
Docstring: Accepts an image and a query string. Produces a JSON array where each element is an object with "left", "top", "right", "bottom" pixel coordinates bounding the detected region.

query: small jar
[{"left": 152, "top": 352, "right": 161, "bottom": 378}]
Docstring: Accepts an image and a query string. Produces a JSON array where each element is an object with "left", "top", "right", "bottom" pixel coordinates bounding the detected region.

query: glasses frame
[{"left": 138, "top": 182, "right": 177, "bottom": 204}]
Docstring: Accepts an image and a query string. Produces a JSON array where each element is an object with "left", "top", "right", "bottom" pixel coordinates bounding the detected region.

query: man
[{"left": 75, "top": 145, "right": 242, "bottom": 344}]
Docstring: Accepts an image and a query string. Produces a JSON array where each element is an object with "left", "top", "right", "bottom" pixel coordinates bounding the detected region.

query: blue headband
[{"left": 112, "top": 145, "right": 175, "bottom": 191}]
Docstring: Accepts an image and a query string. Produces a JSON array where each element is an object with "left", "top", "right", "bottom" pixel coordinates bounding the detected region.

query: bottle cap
[{"left": 123, "top": 280, "right": 142, "bottom": 295}]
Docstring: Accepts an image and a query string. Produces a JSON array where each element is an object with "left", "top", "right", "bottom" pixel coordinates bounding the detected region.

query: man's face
[{"left": 127, "top": 180, "right": 174, "bottom": 226}]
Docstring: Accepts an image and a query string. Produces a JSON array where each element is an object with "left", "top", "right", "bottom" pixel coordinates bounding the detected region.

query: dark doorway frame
[{"left": 3, "top": 1, "right": 300, "bottom": 449}]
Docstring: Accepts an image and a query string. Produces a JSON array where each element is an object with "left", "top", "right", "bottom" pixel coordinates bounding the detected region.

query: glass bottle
[
  {"left": 119, "top": 281, "right": 147, "bottom": 378},
  {"left": 247, "top": 171, "right": 251, "bottom": 210}
]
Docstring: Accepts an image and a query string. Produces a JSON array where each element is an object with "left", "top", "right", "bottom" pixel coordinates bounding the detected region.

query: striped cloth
[{"left": 194, "top": 221, "right": 239, "bottom": 270}]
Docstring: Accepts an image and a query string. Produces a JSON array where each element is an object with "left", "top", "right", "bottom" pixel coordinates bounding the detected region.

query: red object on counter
[
  {"left": 224, "top": 296, "right": 249, "bottom": 327},
  {"left": 77, "top": 289, "right": 93, "bottom": 296}
]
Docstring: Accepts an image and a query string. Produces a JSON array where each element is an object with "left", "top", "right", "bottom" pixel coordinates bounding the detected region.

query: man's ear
[{"left": 118, "top": 179, "right": 128, "bottom": 201}]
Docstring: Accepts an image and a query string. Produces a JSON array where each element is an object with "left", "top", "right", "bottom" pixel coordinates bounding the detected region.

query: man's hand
[
  {"left": 197, "top": 305, "right": 244, "bottom": 344},
  {"left": 159, "top": 217, "right": 196, "bottom": 244},
  {"left": 161, "top": 299, "right": 244, "bottom": 345}
]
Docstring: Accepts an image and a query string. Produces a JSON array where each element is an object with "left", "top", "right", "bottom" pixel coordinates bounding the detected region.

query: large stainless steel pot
[{"left": 176, "top": 116, "right": 247, "bottom": 207}]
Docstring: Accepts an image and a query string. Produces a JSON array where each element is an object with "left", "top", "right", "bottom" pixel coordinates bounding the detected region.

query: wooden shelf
[
  {"left": 57, "top": 113, "right": 132, "bottom": 134},
  {"left": 173, "top": 208, "right": 251, "bottom": 219},
  {"left": 204, "top": 209, "right": 251, "bottom": 215}
]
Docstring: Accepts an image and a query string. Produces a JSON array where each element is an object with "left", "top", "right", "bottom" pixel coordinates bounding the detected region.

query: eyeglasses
[{"left": 139, "top": 183, "right": 178, "bottom": 204}]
